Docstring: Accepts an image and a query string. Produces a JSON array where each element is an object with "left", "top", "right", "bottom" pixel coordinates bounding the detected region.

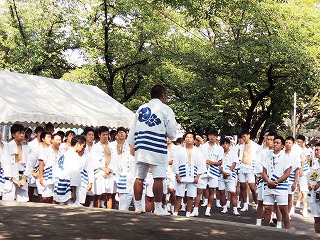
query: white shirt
[{"left": 127, "top": 98, "right": 177, "bottom": 166}]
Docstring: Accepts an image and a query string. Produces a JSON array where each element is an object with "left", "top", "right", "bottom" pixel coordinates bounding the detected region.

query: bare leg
[
  {"left": 279, "top": 205, "right": 290, "bottom": 229},
  {"left": 134, "top": 178, "right": 144, "bottom": 201},
  {"left": 264, "top": 205, "right": 273, "bottom": 226}
]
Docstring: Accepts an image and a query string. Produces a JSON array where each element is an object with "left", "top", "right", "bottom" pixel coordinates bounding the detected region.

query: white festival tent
[{"left": 0, "top": 70, "right": 135, "bottom": 129}]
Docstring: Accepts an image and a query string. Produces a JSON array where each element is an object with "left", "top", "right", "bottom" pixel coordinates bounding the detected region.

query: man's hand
[
  {"left": 176, "top": 175, "right": 181, "bottom": 183},
  {"left": 193, "top": 176, "right": 199, "bottom": 184}
]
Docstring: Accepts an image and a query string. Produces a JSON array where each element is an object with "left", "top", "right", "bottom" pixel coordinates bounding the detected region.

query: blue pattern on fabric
[
  {"left": 138, "top": 107, "right": 161, "bottom": 127},
  {"left": 58, "top": 155, "right": 65, "bottom": 170}
]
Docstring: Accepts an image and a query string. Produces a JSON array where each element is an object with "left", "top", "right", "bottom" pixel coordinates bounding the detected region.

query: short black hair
[
  {"left": 40, "top": 131, "right": 52, "bottom": 142},
  {"left": 274, "top": 136, "right": 285, "bottom": 145},
  {"left": 11, "top": 123, "right": 25, "bottom": 135},
  {"left": 184, "top": 132, "right": 195, "bottom": 139},
  {"left": 83, "top": 127, "right": 94, "bottom": 135},
  {"left": 117, "top": 127, "right": 127, "bottom": 134},
  {"left": 220, "top": 138, "right": 231, "bottom": 145},
  {"left": 297, "top": 134, "right": 306, "bottom": 142},
  {"left": 207, "top": 129, "right": 218, "bottom": 136},
  {"left": 71, "top": 135, "right": 86, "bottom": 147},
  {"left": 150, "top": 85, "right": 166, "bottom": 99},
  {"left": 35, "top": 126, "right": 44, "bottom": 134},
  {"left": 285, "top": 136, "right": 295, "bottom": 142},
  {"left": 45, "top": 122, "right": 54, "bottom": 129},
  {"left": 240, "top": 129, "right": 250, "bottom": 137},
  {"left": 175, "top": 137, "right": 184, "bottom": 144},
  {"left": 98, "top": 126, "right": 109, "bottom": 135},
  {"left": 267, "top": 132, "right": 277, "bottom": 138},
  {"left": 56, "top": 130, "right": 65, "bottom": 139},
  {"left": 52, "top": 133, "right": 61, "bottom": 140},
  {"left": 65, "top": 130, "right": 75, "bottom": 137}
]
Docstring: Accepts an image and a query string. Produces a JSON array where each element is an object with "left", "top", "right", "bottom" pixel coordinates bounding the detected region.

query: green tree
[{"left": 0, "top": 0, "right": 78, "bottom": 78}]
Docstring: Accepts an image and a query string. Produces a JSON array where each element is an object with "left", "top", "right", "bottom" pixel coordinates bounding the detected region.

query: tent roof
[{"left": 0, "top": 70, "right": 134, "bottom": 128}]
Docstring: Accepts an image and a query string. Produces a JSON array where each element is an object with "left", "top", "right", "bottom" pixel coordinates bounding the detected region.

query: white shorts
[
  {"left": 105, "top": 175, "right": 117, "bottom": 194},
  {"left": 2, "top": 180, "right": 29, "bottom": 202},
  {"left": 93, "top": 176, "right": 106, "bottom": 195},
  {"left": 135, "top": 162, "right": 166, "bottom": 179},
  {"left": 118, "top": 191, "right": 134, "bottom": 211},
  {"left": 197, "top": 176, "right": 209, "bottom": 189},
  {"left": 263, "top": 193, "right": 288, "bottom": 206},
  {"left": 298, "top": 176, "right": 309, "bottom": 192},
  {"left": 166, "top": 170, "right": 176, "bottom": 189},
  {"left": 218, "top": 178, "right": 236, "bottom": 192},
  {"left": 257, "top": 183, "right": 265, "bottom": 201},
  {"left": 175, "top": 182, "right": 197, "bottom": 198},
  {"left": 42, "top": 184, "right": 54, "bottom": 198},
  {"left": 238, "top": 167, "right": 255, "bottom": 183},
  {"left": 145, "top": 173, "right": 167, "bottom": 197},
  {"left": 310, "top": 201, "right": 320, "bottom": 217},
  {"left": 198, "top": 176, "right": 218, "bottom": 189}
]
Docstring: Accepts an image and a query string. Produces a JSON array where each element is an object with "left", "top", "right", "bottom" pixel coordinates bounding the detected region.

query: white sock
[
  {"left": 193, "top": 207, "right": 198, "bottom": 212},
  {"left": 243, "top": 202, "right": 248, "bottom": 208},
  {"left": 154, "top": 201, "right": 162, "bottom": 209},
  {"left": 256, "top": 219, "right": 262, "bottom": 226},
  {"left": 205, "top": 207, "right": 211, "bottom": 213},
  {"left": 216, "top": 199, "right": 221, "bottom": 205},
  {"left": 233, "top": 207, "right": 238, "bottom": 213},
  {"left": 100, "top": 200, "right": 105, "bottom": 207},
  {"left": 89, "top": 201, "right": 94, "bottom": 207},
  {"left": 276, "top": 221, "right": 282, "bottom": 229}
]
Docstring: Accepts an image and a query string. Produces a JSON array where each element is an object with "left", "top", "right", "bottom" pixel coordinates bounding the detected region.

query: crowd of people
[{"left": 0, "top": 85, "right": 320, "bottom": 233}]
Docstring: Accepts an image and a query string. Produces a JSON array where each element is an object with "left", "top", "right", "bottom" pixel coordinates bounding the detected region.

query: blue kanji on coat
[{"left": 138, "top": 107, "right": 161, "bottom": 127}]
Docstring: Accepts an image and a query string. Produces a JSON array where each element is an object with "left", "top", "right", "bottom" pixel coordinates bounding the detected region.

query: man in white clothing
[
  {"left": 1, "top": 123, "right": 30, "bottom": 202},
  {"left": 172, "top": 133, "right": 205, "bottom": 217},
  {"left": 262, "top": 136, "right": 291, "bottom": 229},
  {"left": 127, "top": 85, "right": 177, "bottom": 216},
  {"left": 238, "top": 129, "right": 259, "bottom": 211},
  {"left": 308, "top": 143, "right": 320, "bottom": 233}
]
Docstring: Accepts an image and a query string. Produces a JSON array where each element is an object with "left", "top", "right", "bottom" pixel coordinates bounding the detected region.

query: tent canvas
[{"left": 0, "top": 70, "right": 135, "bottom": 128}]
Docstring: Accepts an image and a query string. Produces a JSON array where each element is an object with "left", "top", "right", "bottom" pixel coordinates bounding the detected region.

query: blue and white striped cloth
[
  {"left": 270, "top": 174, "right": 288, "bottom": 191},
  {"left": 134, "top": 131, "right": 167, "bottom": 155},
  {"left": 208, "top": 165, "right": 221, "bottom": 178}
]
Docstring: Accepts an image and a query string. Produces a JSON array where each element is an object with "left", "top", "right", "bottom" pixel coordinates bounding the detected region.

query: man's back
[{"left": 128, "top": 98, "right": 177, "bottom": 166}]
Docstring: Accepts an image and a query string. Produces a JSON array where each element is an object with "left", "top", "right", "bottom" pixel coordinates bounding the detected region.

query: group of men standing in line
[{"left": 0, "top": 84, "right": 320, "bottom": 233}]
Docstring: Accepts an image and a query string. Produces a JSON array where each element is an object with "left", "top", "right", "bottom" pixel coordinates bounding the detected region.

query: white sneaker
[
  {"left": 205, "top": 208, "right": 211, "bottom": 217},
  {"left": 201, "top": 199, "right": 208, "bottom": 207},
  {"left": 295, "top": 201, "right": 301, "bottom": 208},
  {"left": 237, "top": 201, "right": 241, "bottom": 209},
  {"left": 233, "top": 210, "right": 240, "bottom": 216},
  {"left": 134, "top": 200, "right": 143, "bottom": 215},
  {"left": 240, "top": 205, "right": 248, "bottom": 212},
  {"left": 302, "top": 209, "right": 308, "bottom": 218},
  {"left": 221, "top": 206, "right": 228, "bottom": 214},
  {"left": 181, "top": 204, "right": 186, "bottom": 212},
  {"left": 171, "top": 205, "right": 175, "bottom": 213},
  {"left": 226, "top": 201, "right": 231, "bottom": 209},
  {"left": 190, "top": 210, "right": 199, "bottom": 217},
  {"left": 154, "top": 207, "right": 171, "bottom": 216},
  {"left": 289, "top": 206, "right": 295, "bottom": 216},
  {"left": 216, "top": 203, "right": 222, "bottom": 208},
  {"left": 166, "top": 204, "right": 171, "bottom": 212},
  {"left": 186, "top": 212, "right": 191, "bottom": 218}
]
